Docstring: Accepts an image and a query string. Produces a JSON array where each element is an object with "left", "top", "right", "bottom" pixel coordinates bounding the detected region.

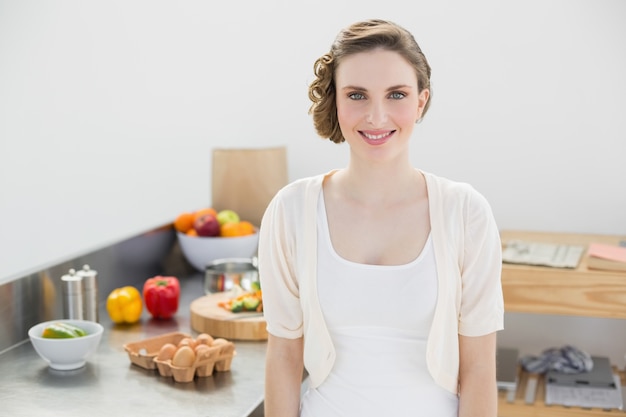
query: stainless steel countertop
[{"left": 0, "top": 271, "right": 267, "bottom": 417}]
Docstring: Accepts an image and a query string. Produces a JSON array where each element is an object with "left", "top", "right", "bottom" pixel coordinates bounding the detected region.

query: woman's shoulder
[
  {"left": 422, "top": 170, "right": 476, "bottom": 195},
  {"left": 274, "top": 171, "right": 333, "bottom": 200},
  {"left": 267, "top": 172, "right": 327, "bottom": 214},
  {"left": 422, "top": 170, "right": 492, "bottom": 211}
]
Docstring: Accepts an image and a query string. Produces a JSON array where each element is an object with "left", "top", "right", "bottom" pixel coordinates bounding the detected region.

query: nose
[{"left": 365, "top": 100, "right": 388, "bottom": 126}]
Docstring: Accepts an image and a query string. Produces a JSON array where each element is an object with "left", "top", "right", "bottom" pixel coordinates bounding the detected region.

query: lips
[{"left": 360, "top": 130, "right": 395, "bottom": 145}]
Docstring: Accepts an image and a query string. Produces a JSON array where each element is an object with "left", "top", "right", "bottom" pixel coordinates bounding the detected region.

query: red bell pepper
[{"left": 143, "top": 276, "right": 180, "bottom": 319}]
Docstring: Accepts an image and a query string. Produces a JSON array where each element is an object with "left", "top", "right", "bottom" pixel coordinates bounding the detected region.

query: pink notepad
[{"left": 588, "top": 243, "right": 626, "bottom": 263}]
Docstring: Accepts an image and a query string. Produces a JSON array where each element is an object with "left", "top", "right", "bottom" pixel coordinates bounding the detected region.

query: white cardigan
[{"left": 258, "top": 170, "right": 504, "bottom": 394}]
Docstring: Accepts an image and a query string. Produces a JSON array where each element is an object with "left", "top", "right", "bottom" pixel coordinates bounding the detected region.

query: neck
[{"left": 337, "top": 158, "right": 422, "bottom": 206}]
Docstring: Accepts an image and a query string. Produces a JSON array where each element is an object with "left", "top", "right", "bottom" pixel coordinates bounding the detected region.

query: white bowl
[
  {"left": 28, "top": 319, "right": 104, "bottom": 370},
  {"left": 177, "top": 231, "right": 259, "bottom": 272}
]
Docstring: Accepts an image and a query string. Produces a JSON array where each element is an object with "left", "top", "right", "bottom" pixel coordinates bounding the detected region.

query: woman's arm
[
  {"left": 264, "top": 334, "right": 304, "bottom": 417},
  {"left": 458, "top": 332, "right": 498, "bottom": 417}
]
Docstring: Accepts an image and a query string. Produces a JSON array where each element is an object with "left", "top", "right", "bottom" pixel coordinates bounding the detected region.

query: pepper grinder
[
  {"left": 77, "top": 264, "right": 99, "bottom": 322},
  {"left": 61, "top": 268, "right": 83, "bottom": 320}
]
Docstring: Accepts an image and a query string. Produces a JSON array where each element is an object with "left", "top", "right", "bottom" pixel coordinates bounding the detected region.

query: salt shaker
[
  {"left": 77, "top": 264, "right": 99, "bottom": 322},
  {"left": 61, "top": 268, "right": 83, "bottom": 320}
]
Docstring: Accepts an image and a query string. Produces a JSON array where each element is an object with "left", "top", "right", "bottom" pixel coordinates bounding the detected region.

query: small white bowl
[
  {"left": 177, "top": 231, "right": 259, "bottom": 272},
  {"left": 28, "top": 319, "right": 104, "bottom": 370}
]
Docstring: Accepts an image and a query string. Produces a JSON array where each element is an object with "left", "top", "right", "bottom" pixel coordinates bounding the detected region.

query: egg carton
[
  {"left": 123, "top": 331, "right": 236, "bottom": 383},
  {"left": 124, "top": 331, "right": 192, "bottom": 370},
  {"left": 154, "top": 341, "right": 236, "bottom": 383}
]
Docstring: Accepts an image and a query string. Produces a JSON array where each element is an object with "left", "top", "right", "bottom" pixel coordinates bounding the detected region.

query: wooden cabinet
[{"left": 498, "top": 230, "right": 626, "bottom": 416}]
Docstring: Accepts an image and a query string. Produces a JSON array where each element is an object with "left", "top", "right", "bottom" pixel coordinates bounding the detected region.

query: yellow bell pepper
[{"left": 106, "top": 286, "right": 143, "bottom": 324}]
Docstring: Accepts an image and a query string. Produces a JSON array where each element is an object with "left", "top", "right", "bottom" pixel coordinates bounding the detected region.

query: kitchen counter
[{"left": 0, "top": 271, "right": 267, "bottom": 417}]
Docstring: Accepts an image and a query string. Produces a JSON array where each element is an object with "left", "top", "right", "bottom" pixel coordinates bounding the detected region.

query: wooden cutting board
[{"left": 190, "top": 292, "right": 267, "bottom": 341}]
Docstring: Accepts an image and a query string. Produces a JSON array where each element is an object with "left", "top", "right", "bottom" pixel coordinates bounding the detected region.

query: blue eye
[
  {"left": 389, "top": 91, "right": 406, "bottom": 99},
  {"left": 348, "top": 92, "right": 365, "bottom": 100}
]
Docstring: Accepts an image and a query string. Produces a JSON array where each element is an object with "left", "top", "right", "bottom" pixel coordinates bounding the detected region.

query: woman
[{"left": 258, "top": 19, "right": 504, "bottom": 417}]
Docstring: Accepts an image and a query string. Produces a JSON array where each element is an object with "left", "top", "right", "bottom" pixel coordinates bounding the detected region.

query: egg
[
  {"left": 172, "top": 345, "right": 196, "bottom": 367},
  {"left": 177, "top": 337, "right": 197, "bottom": 350},
  {"left": 195, "top": 333, "right": 214, "bottom": 346},
  {"left": 211, "top": 338, "right": 229, "bottom": 347},
  {"left": 194, "top": 343, "right": 211, "bottom": 360},
  {"left": 156, "top": 343, "right": 177, "bottom": 361}
]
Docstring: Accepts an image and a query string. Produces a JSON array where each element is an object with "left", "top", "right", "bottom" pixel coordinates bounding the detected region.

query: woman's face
[{"left": 335, "top": 48, "right": 429, "bottom": 163}]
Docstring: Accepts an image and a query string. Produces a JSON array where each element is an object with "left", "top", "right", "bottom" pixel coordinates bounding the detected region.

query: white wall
[{"left": 1, "top": 0, "right": 626, "bottom": 360}]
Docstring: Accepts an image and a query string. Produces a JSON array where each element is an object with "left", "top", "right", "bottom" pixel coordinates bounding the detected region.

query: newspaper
[{"left": 502, "top": 240, "right": 586, "bottom": 269}]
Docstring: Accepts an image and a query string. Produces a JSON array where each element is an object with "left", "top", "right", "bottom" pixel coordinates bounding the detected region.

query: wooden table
[{"left": 501, "top": 230, "right": 626, "bottom": 319}]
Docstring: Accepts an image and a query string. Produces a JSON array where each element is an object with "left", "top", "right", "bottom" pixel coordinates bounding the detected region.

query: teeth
[{"left": 363, "top": 132, "right": 389, "bottom": 140}]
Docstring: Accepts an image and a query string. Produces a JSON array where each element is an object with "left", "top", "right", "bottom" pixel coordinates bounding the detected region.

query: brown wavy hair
[{"left": 308, "top": 19, "right": 432, "bottom": 144}]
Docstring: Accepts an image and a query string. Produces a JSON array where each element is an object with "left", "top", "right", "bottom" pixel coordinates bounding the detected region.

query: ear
[{"left": 416, "top": 88, "right": 430, "bottom": 120}]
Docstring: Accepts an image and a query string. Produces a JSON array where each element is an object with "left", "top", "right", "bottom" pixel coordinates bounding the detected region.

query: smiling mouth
[{"left": 361, "top": 131, "right": 395, "bottom": 140}]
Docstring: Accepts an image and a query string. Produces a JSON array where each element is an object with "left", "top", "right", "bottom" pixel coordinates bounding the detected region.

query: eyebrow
[{"left": 340, "top": 84, "right": 415, "bottom": 92}]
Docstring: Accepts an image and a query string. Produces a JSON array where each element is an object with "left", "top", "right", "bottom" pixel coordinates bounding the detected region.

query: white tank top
[{"left": 299, "top": 193, "right": 459, "bottom": 417}]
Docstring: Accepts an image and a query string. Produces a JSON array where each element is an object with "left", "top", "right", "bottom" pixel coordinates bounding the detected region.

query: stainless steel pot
[{"left": 204, "top": 257, "right": 259, "bottom": 294}]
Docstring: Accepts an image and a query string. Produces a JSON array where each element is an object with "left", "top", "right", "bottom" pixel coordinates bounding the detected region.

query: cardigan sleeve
[
  {"left": 258, "top": 184, "right": 304, "bottom": 339},
  {"left": 457, "top": 187, "right": 505, "bottom": 337}
]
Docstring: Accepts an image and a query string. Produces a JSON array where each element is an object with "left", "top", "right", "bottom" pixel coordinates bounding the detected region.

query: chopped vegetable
[
  {"left": 42, "top": 322, "right": 87, "bottom": 338},
  {"left": 242, "top": 296, "right": 261, "bottom": 311},
  {"left": 230, "top": 299, "right": 244, "bottom": 313},
  {"left": 218, "top": 290, "right": 263, "bottom": 313}
]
